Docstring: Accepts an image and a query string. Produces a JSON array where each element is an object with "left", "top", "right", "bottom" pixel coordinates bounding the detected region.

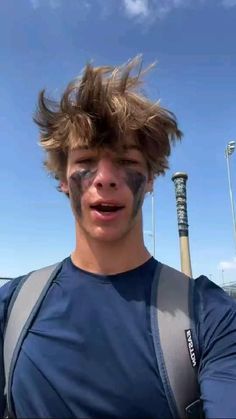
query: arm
[
  {"left": 0, "top": 331, "right": 5, "bottom": 417},
  {"left": 0, "top": 277, "right": 24, "bottom": 417},
  {"left": 195, "top": 276, "right": 236, "bottom": 418}
]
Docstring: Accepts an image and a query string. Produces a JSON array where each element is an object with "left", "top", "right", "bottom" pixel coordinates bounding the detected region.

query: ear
[
  {"left": 146, "top": 181, "right": 153, "bottom": 193},
  {"left": 145, "top": 174, "right": 154, "bottom": 194},
  {"left": 60, "top": 180, "right": 69, "bottom": 194}
]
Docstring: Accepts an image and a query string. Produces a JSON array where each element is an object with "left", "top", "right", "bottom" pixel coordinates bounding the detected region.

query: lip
[
  {"left": 90, "top": 200, "right": 125, "bottom": 208},
  {"left": 89, "top": 199, "right": 125, "bottom": 222},
  {"left": 90, "top": 206, "right": 125, "bottom": 222}
]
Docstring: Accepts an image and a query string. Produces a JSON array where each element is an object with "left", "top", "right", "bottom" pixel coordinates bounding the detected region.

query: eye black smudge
[
  {"left": 69, "top": 169, "right": 97, "bottom": 217},
  {"left": 125, "top": 169, "right": 147, "bottom": 217}
]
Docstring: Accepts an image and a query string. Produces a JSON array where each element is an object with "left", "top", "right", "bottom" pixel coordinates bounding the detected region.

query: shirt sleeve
[
  {"left": 0, "top": 277, "right": 25, "bottom": 417},
  {"left": 194, "top": 276, "right": 236, "bottom": 418}
]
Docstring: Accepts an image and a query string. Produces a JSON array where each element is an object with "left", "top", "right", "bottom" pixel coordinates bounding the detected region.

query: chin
[
  {"left": 88, "top": 226, "right": 132, "bottom": 243},
  {"left": 76, "top": 214, "right": 141, "bottom": 244},
  {"left": 91, "top": 232, "right": 127, "bottom": 243}
]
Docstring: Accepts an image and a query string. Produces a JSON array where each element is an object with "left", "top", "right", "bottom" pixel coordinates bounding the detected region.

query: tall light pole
[
  {"left": 225, "top": 140, "right": 236, "bottom": 253},
  {"left": 144, "top": 182, "right": 156, "bottom": 258},
  {"left": 222, "top": 269, "right": 225, "bottom": 287}
]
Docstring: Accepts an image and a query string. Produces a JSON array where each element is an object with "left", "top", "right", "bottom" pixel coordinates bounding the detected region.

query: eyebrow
[
  {"left": 123, "top": 145, "right": 141, "bottom": 151},
  {"left": 75, "top": 146, "right": 91, "bottom": 151},
  {"left": 74, "top": 145, "right": 141, "bottom": 152}
]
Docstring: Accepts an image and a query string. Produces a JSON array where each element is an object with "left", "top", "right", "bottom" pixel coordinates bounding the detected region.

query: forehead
[{"left": 68, "top": 134, "right": 141, "bottom": 159}]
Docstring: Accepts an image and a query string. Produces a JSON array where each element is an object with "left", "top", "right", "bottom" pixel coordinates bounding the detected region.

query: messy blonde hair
[{"left": 34, "top": 56, "right": 182, "bottom": 183}]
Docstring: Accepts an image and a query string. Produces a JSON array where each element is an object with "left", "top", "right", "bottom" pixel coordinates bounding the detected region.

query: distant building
[{"left": 222, "top": 282, "right": 236, "bottom": 299}]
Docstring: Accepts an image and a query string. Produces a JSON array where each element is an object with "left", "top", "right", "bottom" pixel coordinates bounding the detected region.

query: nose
[{"left": 93, "top": 158, "right": 120, "bottom": 190}]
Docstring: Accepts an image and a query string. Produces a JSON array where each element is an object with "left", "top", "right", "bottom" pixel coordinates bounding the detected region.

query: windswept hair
[{"left": 34, "top": 56, "right": 182, "bottom": 182}]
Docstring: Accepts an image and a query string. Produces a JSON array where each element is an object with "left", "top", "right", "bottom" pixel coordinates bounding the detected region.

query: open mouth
[{"left": 90, "top": 204, "right": 125, "bottom": 213}]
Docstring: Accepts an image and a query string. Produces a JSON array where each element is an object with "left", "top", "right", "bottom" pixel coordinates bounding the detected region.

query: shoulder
[
  {"left": 192, "top": 277, "right": 236, "bottom": 416},
  {"left": 193, "top": 274, "right": 236, "bottom": 320},
  {"left": 0, "top": 275, "right": 26, "bottom": 334},
  {"left": 192, "top": 275, "right": 236, "bottom": 353},
  {"left": 0, "top": 259, "right": 66, "bottom": 333}
]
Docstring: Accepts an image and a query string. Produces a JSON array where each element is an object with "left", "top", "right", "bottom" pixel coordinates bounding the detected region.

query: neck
[{"left": 71, "top": 223, "right": 151, "bottom": 275}]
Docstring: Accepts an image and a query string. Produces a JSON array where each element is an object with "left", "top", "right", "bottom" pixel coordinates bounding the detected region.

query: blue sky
[{"left": 0, "top": 0, "right": 236, "bottom": 284}]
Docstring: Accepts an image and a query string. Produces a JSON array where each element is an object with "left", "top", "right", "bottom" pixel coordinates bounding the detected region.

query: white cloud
[
  {"left": 29, "top": 0, "right": 236, "bottom": 19},
  {"left": 123, "top": 0, "right": 150, "bottom": 18},
  {"left": 218, "top": 257, "right": 236, "bottom": 271},
  {"left": 221, "top": 0, "right": 236, "bottom": 7},
  {"left": 121, "top": 0, "right": 203, "bottom": 21},
  {"left": 121, "top": 0, "right": 236, "bottom": 21}
]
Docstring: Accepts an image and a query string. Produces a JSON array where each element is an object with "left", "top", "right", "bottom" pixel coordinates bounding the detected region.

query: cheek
[
  {"left": 124, "top": 169, "right": 147, "bottom": 216},
  {"left": 125, "top": 169, "right": 146, "bottom": 194},
  {"left": 68, "top": 170, "right": 96, "bottom": 215}
]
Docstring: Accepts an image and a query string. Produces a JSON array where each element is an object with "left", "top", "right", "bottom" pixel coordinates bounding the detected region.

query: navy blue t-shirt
[{"left": 0, "top": 257, "right": 236, "bottom": 418}]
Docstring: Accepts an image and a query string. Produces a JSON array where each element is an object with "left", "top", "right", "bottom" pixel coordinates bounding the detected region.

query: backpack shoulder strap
[
  {"left": 4, "top": 262, "right": 63, "bottom": 416},
  {"left": 150, "top": 262, "right": 199, "bottom": 419}
]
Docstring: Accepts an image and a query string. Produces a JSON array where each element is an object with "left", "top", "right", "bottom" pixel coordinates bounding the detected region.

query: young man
[{"left": 0, "top": 58, "right": 236, "bottom": 418}]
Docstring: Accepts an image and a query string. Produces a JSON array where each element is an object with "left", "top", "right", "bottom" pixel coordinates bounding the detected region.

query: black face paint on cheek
[
  {"left": 125, "top": 169, "right": 147, "bottom": 217},
  {"left": 69, "top": 169, "right": 97, "bottom": 217}
]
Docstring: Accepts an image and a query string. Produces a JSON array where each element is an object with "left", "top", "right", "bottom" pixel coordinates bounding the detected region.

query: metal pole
[
  {"left": 225, "top": 148, "right": 236, "bottom": 253},
  {"left": 222, "top": 269, "right": 225, "bottom": 287}
]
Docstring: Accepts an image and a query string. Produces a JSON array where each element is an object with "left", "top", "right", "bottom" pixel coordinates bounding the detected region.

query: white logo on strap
[{"left": 185, "top": 329, "right": 197, "bottom": 368}]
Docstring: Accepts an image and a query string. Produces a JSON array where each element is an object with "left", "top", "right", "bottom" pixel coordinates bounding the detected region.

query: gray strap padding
[
  {"left": 4, "top": 262, "right": 62, "bottom": 415},
  {"left": 151, "top": 263, "right": 199, "bottom": 418}
]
